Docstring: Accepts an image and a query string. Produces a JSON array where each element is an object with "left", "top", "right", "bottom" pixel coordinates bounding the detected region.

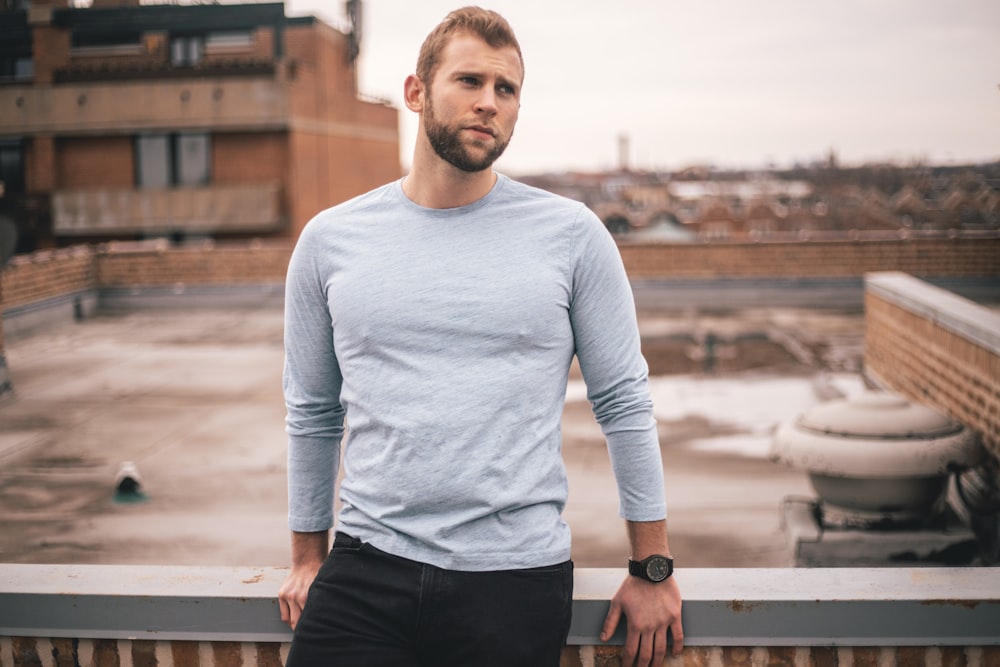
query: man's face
[{"left": 421, "top": 33, "right": 523, "bottom": 173}]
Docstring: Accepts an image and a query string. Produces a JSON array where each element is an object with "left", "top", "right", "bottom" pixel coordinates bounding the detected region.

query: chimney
[{"left": 618, "top": 133, "right": 630, "bottom": 172}]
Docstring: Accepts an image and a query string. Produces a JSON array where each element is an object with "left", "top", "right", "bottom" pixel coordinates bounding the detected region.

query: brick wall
[
  {"left": 213, "top": 133, "right": 288, "bottom": 185},
  {"left": 0, "top": 248, "right": 95, "bottom": 374},
  {"left": 95, "top": 242, "right": 293, "bottom": 288},
  {"left": 0, "top": 638, "right": 286, "bottom": 667},
  {"left": 25, "top": 135, "right": 56, "bottom": 194},
  {"left": 250, "top": 26, "right": 276, "bottom": 61},
  {"left": 1, "top": 238, "right": 994, "bottom": 311},
  {"left": 282, "top": 20, "right": 401, "bottom": 235},
  {"left": 283, "top": 102, "right": 401, "bottom": 235},
  {"left": 31, "top": 25, "right": 70, "bottom": 85},
  {"left": 864, "top": 276, "right": 1000, "bottom": 458},
  {"left": 0, "top": 246, "right": 96, "bottom": 311},
  {"left": 57, "top": 137, "right": 135, "bottom": 189},
  {"left": 2, "top": 237, "right": 999, "bottom": 359},
  {"left": 284, "top": 22, "right": 355, "bottom": 98},
  {"left": 52, "top": 132, "right": 291, "bottom": 215},
  {"left": 2, "top": 638, "right": 998, "bottom": 667},
  {"left": 580, "top": 646, "right": 999, "bottom": 666},
  {"left": 618, "top": 238, "right": 1000, "bottom": 278},
  {"left": 325, "top": 129, "right": 400, "bottom": 209}
]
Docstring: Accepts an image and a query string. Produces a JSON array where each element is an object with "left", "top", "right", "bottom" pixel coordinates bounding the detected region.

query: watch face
[{"left": 645, "top": 556, "right": 671, "bottom": 582}]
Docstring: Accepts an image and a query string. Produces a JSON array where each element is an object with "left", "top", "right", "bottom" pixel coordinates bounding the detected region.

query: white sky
[{"left": 285, "top": 0, "right": 1000, "bottom": 175}]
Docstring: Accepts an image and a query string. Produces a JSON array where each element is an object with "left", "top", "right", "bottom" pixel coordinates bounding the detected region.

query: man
[{"left": 279, "top": 7, "right": 683, "bottom": 666}]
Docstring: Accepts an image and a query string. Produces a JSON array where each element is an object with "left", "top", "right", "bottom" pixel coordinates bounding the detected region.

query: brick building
[{"left": 0, "top": 0, "right": 400, "bottom": 252}]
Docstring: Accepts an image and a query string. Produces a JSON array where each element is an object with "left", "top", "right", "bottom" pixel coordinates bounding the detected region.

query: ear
[{"left": 403, "top": 74, "right": 425, "bottom": 113}]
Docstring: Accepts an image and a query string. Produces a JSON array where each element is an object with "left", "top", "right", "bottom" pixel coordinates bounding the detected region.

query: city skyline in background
[{"left": 287, "top": 0, "right": 1000, "bottom": 175}]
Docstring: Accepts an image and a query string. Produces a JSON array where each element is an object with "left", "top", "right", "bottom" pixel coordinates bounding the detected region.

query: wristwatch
[{"left": 628, "top": 554, "right": 674, "bottom": 583}]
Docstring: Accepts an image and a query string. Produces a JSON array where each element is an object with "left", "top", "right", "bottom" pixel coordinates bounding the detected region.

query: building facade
[{"left": 0, "top": 0, "right": 400, "bottom": 252}]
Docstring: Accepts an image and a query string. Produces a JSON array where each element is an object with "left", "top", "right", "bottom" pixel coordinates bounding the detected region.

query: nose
[{"left": 474, "top": 87, "right": 498, "bottom": 115}]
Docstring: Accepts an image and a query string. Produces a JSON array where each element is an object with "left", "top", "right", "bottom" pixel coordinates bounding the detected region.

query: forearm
[
  {"left": 279, "top": 530, "right": 330, "bottom": 629},
  {"left": 290, "top": 529, "right": 330, "bottom": 567},
  {"left": 626, "top": 519, "right": 671, "bottom": 560}
]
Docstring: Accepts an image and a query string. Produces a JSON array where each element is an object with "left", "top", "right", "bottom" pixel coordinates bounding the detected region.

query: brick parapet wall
[
  {"left": 95, "top": 241, "right": 293, "bottom": 288},
  {"left": 864, "top": 275, "right": 1000, "bottom": 458},
  {"left": 618, "top": 238, "right": 1000, "bottom": 278},
  {"left": 1, "top": 638, "right": 286, "bottom": 667},
  {"left": 2, "top": 237, "right": 998, "bottom": 360},
  {"left": 0, "top": 242, "right": 292, "bottom": 358},
  {"left": 0, "top": 246, "right": 96, "bottom": 312},
  {"left": 1, "top": 238, "right": 996, "bottom": 309},
  {"left": 2, "top": 638, "right": 998, "bottom": 667}
]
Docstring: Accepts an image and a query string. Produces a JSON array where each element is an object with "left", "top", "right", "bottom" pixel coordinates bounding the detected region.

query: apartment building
[{"left": 0, "top": 0, "right": 400, "bottom": 252}]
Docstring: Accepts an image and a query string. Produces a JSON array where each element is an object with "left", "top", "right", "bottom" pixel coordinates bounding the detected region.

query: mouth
[{"left": 465, "top": 125, "right": 496, "bottom": 139}]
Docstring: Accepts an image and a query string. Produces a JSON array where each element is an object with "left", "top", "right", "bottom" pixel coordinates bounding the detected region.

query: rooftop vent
[{"left": 771, "top": 391, "right": 983, "bottom": 528}]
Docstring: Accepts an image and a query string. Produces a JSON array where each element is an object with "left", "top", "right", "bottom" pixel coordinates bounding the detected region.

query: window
[
  {"left": 205, "top": 31, "right": 253, "bottom": 51},
  {"left": 137, "top": 135, "right": 169, "bottom": 188},
  {"left": 71, "top": 30, "right": 142, "bottom": 55},
  {"left": 0, "top": 139, "right": 25, "bottom": 197},
  {"left": 0, "top": 57, "right": 33, "bottom": 81},
  {"left": 171, "top": 36, "right": 204, "bottom": 66},
  {"left": 175, "top": 134, "right": 210, "bottom": 185},
  {"left": 136, "top": 133, "right": 210, "bottom": 188}
]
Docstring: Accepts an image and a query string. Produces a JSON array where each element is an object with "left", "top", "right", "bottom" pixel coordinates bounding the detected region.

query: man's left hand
[{"left": 600, "top": 574, "right": 683, "bottom": 666}]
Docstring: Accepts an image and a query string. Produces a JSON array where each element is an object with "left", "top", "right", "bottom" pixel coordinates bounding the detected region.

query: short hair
[{"left": 415, "top": 6, "right": 523, "bottom": 86}]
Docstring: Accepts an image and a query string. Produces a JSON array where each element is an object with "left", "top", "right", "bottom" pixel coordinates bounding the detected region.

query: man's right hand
[
  {"left": 278, "top": 563, "right": 322, "bottom": 629},
  {"left": 278, "top": 530, "right": 330, "bottom": 630}
]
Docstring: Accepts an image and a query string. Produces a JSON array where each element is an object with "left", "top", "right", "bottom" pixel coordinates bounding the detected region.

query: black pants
[{"left": 286, "top": 532, "right": 574, "bottom": 667}]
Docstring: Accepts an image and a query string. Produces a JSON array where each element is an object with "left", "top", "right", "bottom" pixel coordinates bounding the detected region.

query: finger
[
  {"left": 600, "top": 600, "right": 621, "bottom": 642},
  {"left": 671, "top": 617, "right": 685, "bottom": 656},
  {"left": 624, "top": 627, "right": 642, "bottom": 666},
  {"left": 651, "top": 628, "right": 667, "bottom": 666},
  {"left": 279, "top": 596, "right": 290, "bottom": 625},
  {"left": 635, "top": 631, "right": 654, "bottom": 667}
]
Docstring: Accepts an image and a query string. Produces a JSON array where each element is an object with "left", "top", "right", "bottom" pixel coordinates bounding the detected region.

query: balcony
[
  {"left": 1, "top": 565, "right": 998, "bottom": 666},
  {"left": 53, "top": 59, "right": 278, "bottom": 84},
  {"left": 0, "top": 79, "right": 288, "bottom": 135},
  {"left": 52, "top": 184, "right": 283, "bottom": 236}
]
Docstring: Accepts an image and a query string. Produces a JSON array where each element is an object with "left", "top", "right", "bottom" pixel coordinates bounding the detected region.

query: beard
[{"left": 424, "top": 97, "right": 511, "bottom": 173}]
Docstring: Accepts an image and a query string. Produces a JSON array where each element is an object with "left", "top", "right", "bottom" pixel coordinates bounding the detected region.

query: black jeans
[{"left": 286, "top": 532, "right": 574, "bottom": 667}]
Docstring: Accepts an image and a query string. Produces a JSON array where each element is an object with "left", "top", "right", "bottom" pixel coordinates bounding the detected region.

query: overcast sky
[{"left": 285, "top": 0, "right": 1000, "bottom": 175}]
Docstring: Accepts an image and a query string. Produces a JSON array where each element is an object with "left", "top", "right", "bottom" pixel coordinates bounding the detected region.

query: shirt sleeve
[
  {"left": 282, "top": 221, "right": 345, "bottom": 532},
  {"left": 568, "top": 207, "right": 667, "bottom": 522}
]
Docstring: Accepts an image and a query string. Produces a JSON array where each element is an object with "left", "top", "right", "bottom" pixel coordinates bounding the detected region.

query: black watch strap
[{"left": 628, "top": 554, "right": 674, "bottom": 582}]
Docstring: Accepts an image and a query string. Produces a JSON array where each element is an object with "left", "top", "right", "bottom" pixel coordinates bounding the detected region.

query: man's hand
[
  {"left": 278, "top": 530, "right": 329, "bottom": 630},
  {"left": 601, "top": 520, "right": 683, "bottom": 664},
  {"left": 601, "top": 574, "right": 683, "bottom": 666},
  {"left": 278, "top": 562, "right": 322, "bottom": 630}
]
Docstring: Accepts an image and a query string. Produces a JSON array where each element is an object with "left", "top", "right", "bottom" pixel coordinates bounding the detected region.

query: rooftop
[{"left": 0, "top": 298, "right": 868, "bottom": 569}]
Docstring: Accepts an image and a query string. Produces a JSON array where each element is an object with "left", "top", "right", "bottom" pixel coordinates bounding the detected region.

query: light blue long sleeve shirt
[{"left": 283, "top": 175, "right": 665, "bottom": 571}]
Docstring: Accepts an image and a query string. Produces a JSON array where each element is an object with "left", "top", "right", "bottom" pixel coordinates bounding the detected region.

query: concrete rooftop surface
[{"left": 0, "top": 305, "right": 869, "bottom": 569}]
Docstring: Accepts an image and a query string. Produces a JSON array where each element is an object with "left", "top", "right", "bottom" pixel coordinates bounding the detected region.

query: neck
[{"left": 402, "top": 139, "right": 498, "bottom": 209}]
